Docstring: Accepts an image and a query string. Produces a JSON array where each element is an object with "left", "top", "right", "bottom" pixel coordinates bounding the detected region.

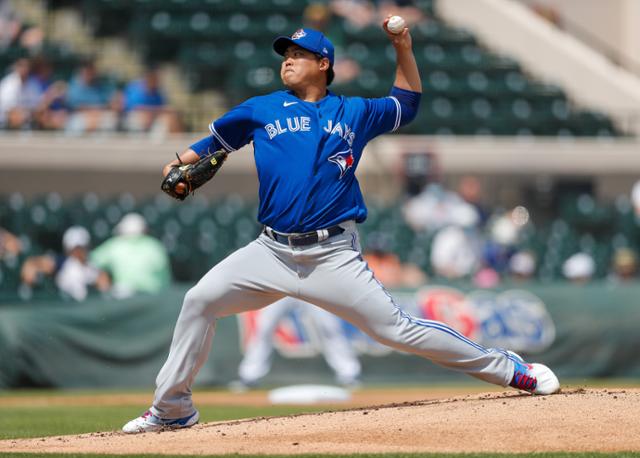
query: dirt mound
[{"left": 1, "top": 388, "right": 637, "bottom": 455}]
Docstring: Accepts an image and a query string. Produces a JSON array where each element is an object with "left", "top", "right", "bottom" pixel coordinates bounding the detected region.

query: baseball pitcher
[{"left": 123, "top": 17, "right": 559, "bottom": 434}]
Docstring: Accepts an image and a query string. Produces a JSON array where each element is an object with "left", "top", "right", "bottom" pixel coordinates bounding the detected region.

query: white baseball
[{"left": 387, "top": 15, "right": 406, "bottom": 34}]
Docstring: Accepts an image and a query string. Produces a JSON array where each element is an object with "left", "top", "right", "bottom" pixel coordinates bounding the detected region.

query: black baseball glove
[{"left": 161, "top": 149, "right": 228, "bottom": 201}]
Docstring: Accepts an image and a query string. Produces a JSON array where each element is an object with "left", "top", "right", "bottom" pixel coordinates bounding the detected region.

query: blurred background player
[
  {"left": 232, "top": 296, "right": 362, "bottom": 391},
  {"left": 20, "top": 226, "right": 110, "bottom": 301},
  {"left": 90, "top": 212, "right": 172, "bottom": 298}
]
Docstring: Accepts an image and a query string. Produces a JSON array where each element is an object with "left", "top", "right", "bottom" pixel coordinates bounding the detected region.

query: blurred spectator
[
  {"left": 482, "top": 207, "right": 529, "bottom": 274},
  {"left": 457, "top": 175, "right": 490, "bottom": 227},
  {"left": 0, "top": 1, "right": 43, "bottom": 52},
  {"left": 363, "top": 234, "right": 426, "bottom": 287},
  {"left": 429, "top": 205, "right": 480, "bottom": 281},
  {"left": 562, "top": 252, "right": 595, "bottom": 283},
  {"left": 29, "top": 56, "right": 69, "bottom": 130},
  {"left": 0, "top": 0, "right": 21, "bottom": 50},
  {"left": 475, "top": 206, "right": 530, "bottom": 287},
  {"left": 20, "top": 226, "right": 111, "bottom": 301},
  {"left": 0, "top": 227, "right": 22, "bottom": 259},
  {"left": 303, "top": 2, "right": 360, "bottom": 85},
  {"left": 122, "top": 67, "right": 182, "bottom": 134},
  {"left": 233, "top": 296, "right": 362, "bottom": 391},
  {"left": 0, "top": 58, "right": 41, "bottom": 128},
  {"left": 65, "top": 60, "right": 120, "bottom": 134},
  {"left": 431, "top": 225, "right": 480, "bottom": 280},
  {"left": 609, "top": 247, "right": 638, "bottom": 283},
  {"left": 90, "top": 213, "right": 171, "bottom": 298},
  {"left": 403, "top": 183, "right": 480, "bottom": 233},
  {"left": 508, "top": 250, "right": 537, "bottom": 281},
  {"left": 377, "top": 0, "right": 426, "bottom": 26},
  {"left": 330, "top": 0, "right": 377, "bottom": 28}
]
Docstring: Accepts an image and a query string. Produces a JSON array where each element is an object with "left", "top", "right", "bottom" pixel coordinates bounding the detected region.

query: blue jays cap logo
[
  {"left": 292, "top": 29, "right": 307, "bottom": 40},
  {"left": 273, "top": 28, "right": 335, "bottom": 66},
  {"left": 328, "top": 149, "right": 354, "bottom": 179}
]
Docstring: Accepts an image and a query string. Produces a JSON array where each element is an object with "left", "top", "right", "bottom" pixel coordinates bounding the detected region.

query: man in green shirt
[{"left": 91, "top": 213, "right": 171, "bottom": 298}]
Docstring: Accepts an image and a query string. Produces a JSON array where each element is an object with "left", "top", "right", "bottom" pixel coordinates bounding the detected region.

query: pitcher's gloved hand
[{"left": 161, "top": 149, "right": 228, "bottom": 201}]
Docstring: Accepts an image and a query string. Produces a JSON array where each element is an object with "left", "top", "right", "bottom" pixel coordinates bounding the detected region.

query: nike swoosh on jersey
[{"left": 283, "top": 101, "right": 298, "bottom": 107}]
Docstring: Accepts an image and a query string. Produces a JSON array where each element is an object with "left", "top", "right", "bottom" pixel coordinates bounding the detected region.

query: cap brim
[{"left": 273, "top": 36, "right": 296, "bottom": 56}]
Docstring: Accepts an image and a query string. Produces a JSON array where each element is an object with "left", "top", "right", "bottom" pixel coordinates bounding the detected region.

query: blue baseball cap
[{"left": 273, "top": 28, "right": 335, "bottom": 84}]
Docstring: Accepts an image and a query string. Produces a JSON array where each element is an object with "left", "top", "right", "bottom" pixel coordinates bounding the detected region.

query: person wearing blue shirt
[
  {"left": 123, "top": 18, "right": 560, "bottom": 434},
  {"left": 122, "top": 68, "right": 182, "bottom": 134},
  {"left": 65, "top": 61, "right": 119, "bottom": 133}
]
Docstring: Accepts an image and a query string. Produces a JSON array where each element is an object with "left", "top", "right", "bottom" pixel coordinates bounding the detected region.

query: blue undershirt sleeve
[
  {"left": 362, "top": 86, "right": 422, "bottom": 142},
  {"left": 189, "top": 135, "right": 221, "bottom": 157},
  {"left": 389, "top": 86, "right": 421, "bottom": 127}
]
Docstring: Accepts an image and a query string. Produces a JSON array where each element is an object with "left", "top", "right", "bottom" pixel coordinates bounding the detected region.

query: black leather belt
[{"left": 263, "top": 225, "right": 345, "bottom": 247}]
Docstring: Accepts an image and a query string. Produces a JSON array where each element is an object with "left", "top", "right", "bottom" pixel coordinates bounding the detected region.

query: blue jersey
[{"left": 204, "top": 89, "right": 409, "bottom": 233}]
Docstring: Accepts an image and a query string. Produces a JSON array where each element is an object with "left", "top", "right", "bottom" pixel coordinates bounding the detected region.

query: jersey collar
[{"left": 284, "top": 89, "right": 334, "bottom": 105}]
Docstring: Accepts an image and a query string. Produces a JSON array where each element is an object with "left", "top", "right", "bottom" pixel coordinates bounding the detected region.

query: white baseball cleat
[
  {"left": 122, "top": 409, "right": 199, "bottom": 434},
  {"left": 508, "top": 351, "right": 560, "bottom": 395}
]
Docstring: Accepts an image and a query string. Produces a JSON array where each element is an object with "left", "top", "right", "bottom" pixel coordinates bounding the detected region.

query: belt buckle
[{"left": 288, "top": 231, "right": 316, "bottom": 247}]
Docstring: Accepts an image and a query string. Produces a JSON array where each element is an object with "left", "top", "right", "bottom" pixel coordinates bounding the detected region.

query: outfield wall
[{"left": 0, "top": 281, "right": 637, "bottom": 389}]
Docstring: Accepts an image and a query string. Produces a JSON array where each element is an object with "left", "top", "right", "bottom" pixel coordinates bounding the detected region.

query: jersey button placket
[{"left": 312, "top": 105, "right": 324, "bottom": 177}]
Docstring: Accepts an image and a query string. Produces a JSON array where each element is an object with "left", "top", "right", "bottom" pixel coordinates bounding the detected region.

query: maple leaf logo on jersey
[
  {"left": 328, "top": 149, "right": 354, "bottom": 179},
  {"left": 292, "top": 29, "right": 307, "bottom": 40}
]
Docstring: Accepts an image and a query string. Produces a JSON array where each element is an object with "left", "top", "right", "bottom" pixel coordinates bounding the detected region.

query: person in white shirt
[
  {"left": 21, "top": 226, "right": 110, "bottom": 301},
  {"left": 0, "top": 58, "right": 40, "bottom": 128}
]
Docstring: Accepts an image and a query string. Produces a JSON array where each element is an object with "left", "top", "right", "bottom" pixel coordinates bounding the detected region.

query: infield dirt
[{"left": 0, "top": 388, "right": 637, "bottom": 454}]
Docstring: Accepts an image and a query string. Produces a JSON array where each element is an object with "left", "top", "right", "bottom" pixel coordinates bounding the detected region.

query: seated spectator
[
  {"left": 20, "top": 226, "right": 111, "bottom": 301},
  {"left": 562, "top": 252, "right": 595, "bottom": 284},
  {"left": 430, "top": 206, "right": 481, "bottom": 281},
  {"left": 29, "top": 56, "right": 68, "bottom": 130},
  {"left": 363, "top": 235, "right": 426, "bottom": 288},
  {"left": 90, "top": 213, "right": 171, "bottom": 298},
  {"left": 403, "top": 183, "right": 480, "bottom": 233},
  {"left": 475, "top": 207, "right": 529, "bottom": 287},
  {"left": 0, "top": 227, "right": 22, "bottom": 259},
  {"left": 0, "top": 58, "right": 41, "bottom": 128},
  {"left": 482, "top": 207, "right": 528, "bottom": 274},
  {"left": 122, "top": 67, "right": 182, "bottom": 134},
  {"left": 609, "top": 247, "right": 638, "bottom": 283},
  {"left": 508, "top": 250, "right": 537, "bottom": 282},
  {"left": 65, "top": 60, "right": 120, "bottom": 134}
]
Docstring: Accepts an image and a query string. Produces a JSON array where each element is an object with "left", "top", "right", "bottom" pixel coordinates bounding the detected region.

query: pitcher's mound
[{"left": 1, "top": 388, "right": 638, "bottom": 455}]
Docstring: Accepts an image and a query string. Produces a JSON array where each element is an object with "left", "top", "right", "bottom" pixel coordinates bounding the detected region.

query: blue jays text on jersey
[{"left": 190, "top": 87, "right": 420, "bottom": 233}]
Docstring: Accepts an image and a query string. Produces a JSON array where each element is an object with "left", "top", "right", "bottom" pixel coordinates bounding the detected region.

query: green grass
[{"left": 0, "top": 404, "right": 330, "bottom": 440}]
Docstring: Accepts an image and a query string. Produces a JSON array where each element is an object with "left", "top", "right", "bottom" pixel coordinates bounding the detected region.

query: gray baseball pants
[{"left": 151, "top": 221, "right": 515, "bottom": 418}]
